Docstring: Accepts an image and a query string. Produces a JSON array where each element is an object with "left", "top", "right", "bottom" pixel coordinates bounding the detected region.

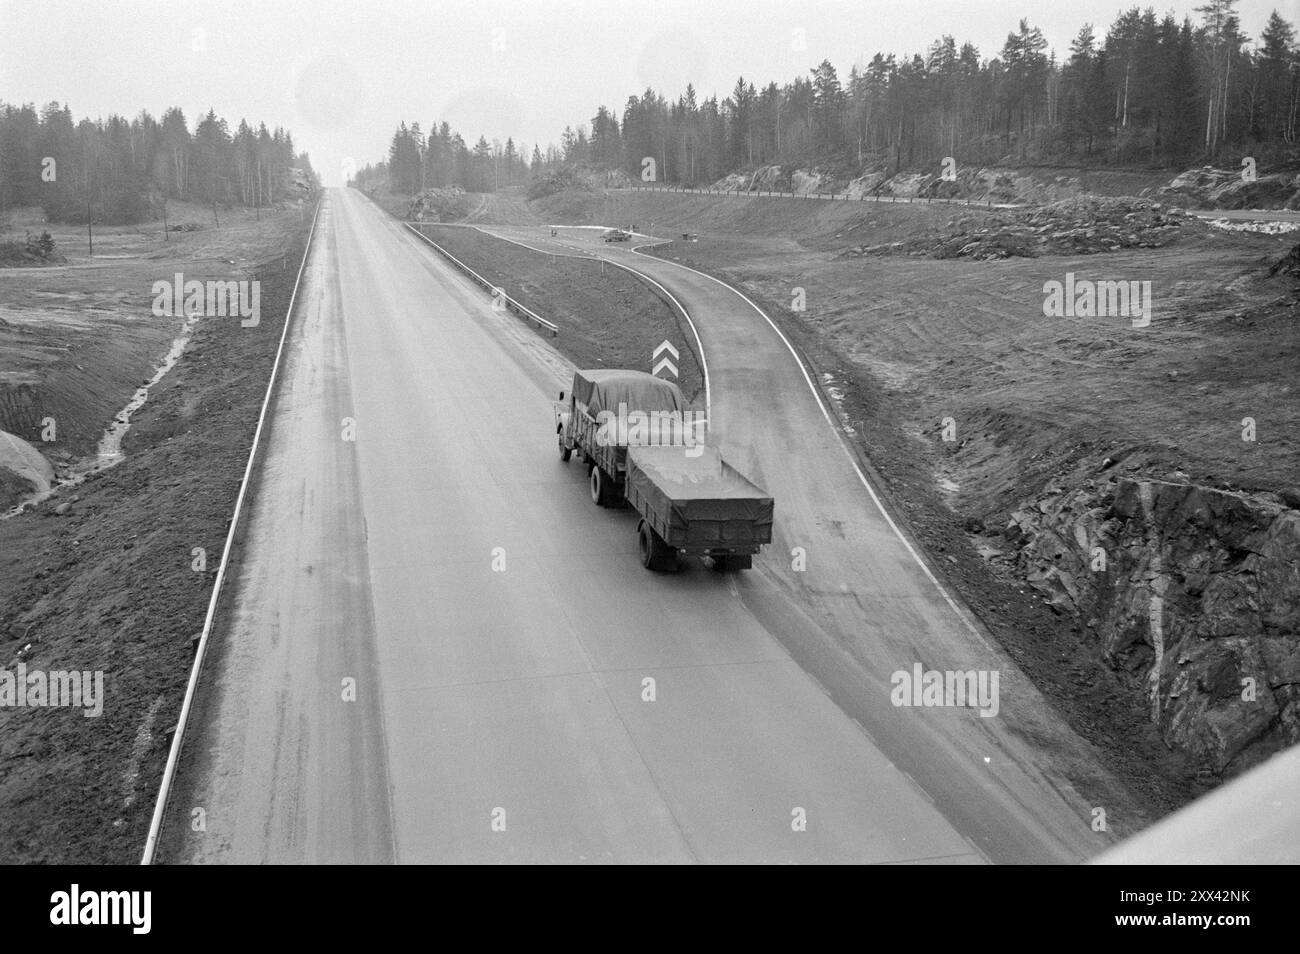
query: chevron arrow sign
[{"left": 653, "top": 340, "right": 678, "bottom": 378}]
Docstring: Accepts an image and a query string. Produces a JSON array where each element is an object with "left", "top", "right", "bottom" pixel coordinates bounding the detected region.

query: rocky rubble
[
  {"left": 713, "top": 163, "right": 1095, "bottom": 204},
  {"left": 707, "top": 162, "right": 1300, "bottom": 212},
  {"left": 839, "top": 197, "right": 1201, "bottom": 260},
  {"left": 1004, "top": 471, "right": 1300, "bottom": 775}
]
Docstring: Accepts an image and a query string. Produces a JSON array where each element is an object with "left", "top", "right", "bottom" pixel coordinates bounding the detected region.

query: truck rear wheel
[
  {"left": 638, "top": 521, "right": 677, "bottom": 572},
  {"left": 590, "top": 465, "right": 614, "bottom": 506}
]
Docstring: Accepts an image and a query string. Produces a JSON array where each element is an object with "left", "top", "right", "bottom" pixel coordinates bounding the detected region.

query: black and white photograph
[{"left": 0, "top": 0, "right": 1295, "bottom": 913}]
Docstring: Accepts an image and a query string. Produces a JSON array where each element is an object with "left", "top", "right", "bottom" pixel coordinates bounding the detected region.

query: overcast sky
[{"left": 2, "top": 0, "right": 1293, "bottom": 185}]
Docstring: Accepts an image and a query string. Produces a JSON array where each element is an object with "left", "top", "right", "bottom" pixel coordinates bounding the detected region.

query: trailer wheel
[
  {"left": 590, "top": 465, "right": 613, "bottom": 506},
  {"left": 638, "top": 520, "right": 677, "bottom": 572}
]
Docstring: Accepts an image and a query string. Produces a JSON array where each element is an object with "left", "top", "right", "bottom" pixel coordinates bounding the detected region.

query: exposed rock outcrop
[
  {"left": 1159, "top": 165, "right": 1300, "bottom": 210},
  {"left": 1007, "top": 475, "right": 1300, "bottom": 775}
]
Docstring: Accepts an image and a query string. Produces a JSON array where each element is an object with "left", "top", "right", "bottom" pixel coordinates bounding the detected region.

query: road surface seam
[{"left": 385, "top": 656, "right": 797, "bottom": 695}]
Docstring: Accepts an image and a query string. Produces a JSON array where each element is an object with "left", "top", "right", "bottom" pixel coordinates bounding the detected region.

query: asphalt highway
[{"left": 160, "top": 189, "right": 1126, "bottom": 863}]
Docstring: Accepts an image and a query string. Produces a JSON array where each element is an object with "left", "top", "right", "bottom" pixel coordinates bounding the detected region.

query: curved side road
[{"left": 478, "top": 222, "right": 1134, "bottom": 862}]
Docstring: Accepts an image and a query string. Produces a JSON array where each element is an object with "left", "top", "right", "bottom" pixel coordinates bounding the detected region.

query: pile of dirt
[{"left": 840, "top": 197, "right": 1201, "bottom": 260}]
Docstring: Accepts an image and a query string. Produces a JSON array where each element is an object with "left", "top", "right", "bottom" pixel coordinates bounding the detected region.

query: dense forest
[
  {"left": 0, "top": 102, "right": 318, "bottom": 225},
  {"left": 359, "top": 1, "right": 1299, "bottom": 195},
  {"left": 356, "top": 121, "right": 538, "bottom": 195}
]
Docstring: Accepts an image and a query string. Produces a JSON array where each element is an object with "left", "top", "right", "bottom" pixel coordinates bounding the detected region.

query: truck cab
[{"left": 555, "top": 369, "right": 692, "bottom": 504}]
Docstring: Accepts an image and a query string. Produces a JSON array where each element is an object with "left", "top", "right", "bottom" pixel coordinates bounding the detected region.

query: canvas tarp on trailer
[
  {"left": 570, "top": 369, "right": 685, "bottom": 417},
  {"left": 626, "top": 445, "right": 774, "bottom": 548}
]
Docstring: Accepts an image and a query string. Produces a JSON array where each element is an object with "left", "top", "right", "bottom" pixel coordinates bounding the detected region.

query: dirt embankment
[
  {"left": 0, "top": 202, "right": 305, "bottom": 510},
  {"left": 0, "top": 206, "right": 313, "bottom": 864}
]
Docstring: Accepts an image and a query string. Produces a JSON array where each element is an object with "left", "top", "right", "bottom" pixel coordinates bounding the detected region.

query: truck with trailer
[{"left": 554, "top": 369, "right": 773, "bottom": 571}]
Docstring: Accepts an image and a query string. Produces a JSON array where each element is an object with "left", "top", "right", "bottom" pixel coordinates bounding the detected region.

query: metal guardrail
[{"left": 404, "top": 222, "right": 558, "bottom": 336}]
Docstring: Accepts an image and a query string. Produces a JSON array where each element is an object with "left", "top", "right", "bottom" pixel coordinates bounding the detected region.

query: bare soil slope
[
  {"left": 0, "top": 205, "right": 313, "bottom": 863},
  {"left": 0, "top": 203, "right": 304, "bottom": 509}
]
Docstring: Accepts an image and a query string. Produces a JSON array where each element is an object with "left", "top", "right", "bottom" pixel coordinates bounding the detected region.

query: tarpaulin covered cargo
[
  {"left": 626, "top": 445, "right": 774, "bottom": 550},
  {"left": 570, "top": 369, "right": 684, "bottom": 417}
]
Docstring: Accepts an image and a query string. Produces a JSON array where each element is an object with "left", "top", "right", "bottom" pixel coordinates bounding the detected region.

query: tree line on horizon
[
  {"left": 360, "top": 0, "right": 1298, "bottom": 197},
  {"left": 353, "top": 121, "right": 539, "bottom": 196},
  {"left": 0, "top": 102, "right": 319, "bottom": 226}
]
